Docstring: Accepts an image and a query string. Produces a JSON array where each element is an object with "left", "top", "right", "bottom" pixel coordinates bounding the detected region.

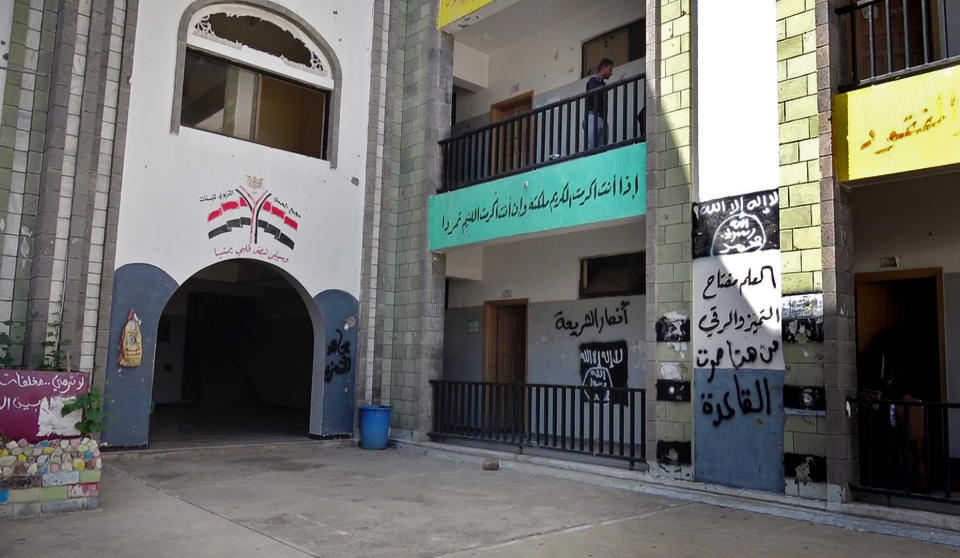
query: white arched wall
[
  {"left": 102, "top": 0, "right": 373, "bottom": 446},
  {"left": 115, "top": 0, "right": 372, "bottom": 297}
]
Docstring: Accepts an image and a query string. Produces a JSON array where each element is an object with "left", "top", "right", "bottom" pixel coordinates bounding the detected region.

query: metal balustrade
[
  {"left": 848, "top": 397, "right": 958, "bottom": 504},
  {"left": 837, "top": 0, "right": 960, "bottom": 89},
  {"left": 440, "top": 74, "right": 645, "bottom": 192},
  {"left": 429, "top": 380, "right": 646, "bottom": 469}
]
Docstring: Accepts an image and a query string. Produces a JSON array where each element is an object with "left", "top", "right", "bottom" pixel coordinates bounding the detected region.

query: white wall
[
  {"left": 453, "top": 41, "right": 489, "bottom": 91},
  {"left": 455, "top": 0, "right": 644, "bottom": 123},
  {"left": 447, "top": 220, "right": 644, "bottom": 307},
  {"left": 695, "top": 0, "right": 779, "bottom": 201},
  {"left": 116, "top": 0, "right": 374, "bottom": 298},
  {"left": 851, "top": 173, "right": 960, "bottom": 274}
]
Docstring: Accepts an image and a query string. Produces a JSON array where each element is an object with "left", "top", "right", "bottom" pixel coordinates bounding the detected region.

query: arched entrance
[{"left": 148, "top": 260, "right": 314, "bottom": 446}]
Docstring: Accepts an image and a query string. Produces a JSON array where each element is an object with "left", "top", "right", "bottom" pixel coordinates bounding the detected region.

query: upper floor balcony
[
  {"left": 833, "top": 0, "right": 960, "bottom": 182},
  {"left": 429, "top": 0, "right": 647, "bottom": 252},
  {"left": 440, "top": 74, "right": 645, "bottom": 192}
]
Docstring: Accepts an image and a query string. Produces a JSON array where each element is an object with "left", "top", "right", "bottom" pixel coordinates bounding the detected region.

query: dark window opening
[
  {"left": 582, "top": 19, "right": 645, "bottom": 78},
  {"left": 199, "top": 13, "right": 315, "bottom": 68},
  {"left": 579, "top": 251, "right": 645, "bottom": 299},
  {"left": 181, "top": 49, "right": 329, "bottom": 159}
]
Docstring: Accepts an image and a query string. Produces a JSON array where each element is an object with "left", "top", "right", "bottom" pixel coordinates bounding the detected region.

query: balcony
[
  {"left": 837, "top": 0, "right": 960, "bottom": 91},
  {"left": 833, "top": 0, "right": 960, "bottom": 182},
  {"left": 441, "top": 74, "right": 644, "bottom": 191},
  {"left": 430, "top": 75, "right": 646, "bottom": 251}
]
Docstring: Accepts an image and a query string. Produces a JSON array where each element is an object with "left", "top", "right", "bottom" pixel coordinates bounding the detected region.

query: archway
[{"left": 148, "top": 260, "right": 315, "bottom": 446}]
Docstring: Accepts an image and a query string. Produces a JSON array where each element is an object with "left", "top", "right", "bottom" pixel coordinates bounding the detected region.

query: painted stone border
[{"left": 0, "top": 437, "right": 102, "bottom": 519}]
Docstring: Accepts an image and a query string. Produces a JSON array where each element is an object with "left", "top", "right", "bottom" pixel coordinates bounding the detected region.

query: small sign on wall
[{"left": 466, "top": 319, "right": 480, "bottom": 334}]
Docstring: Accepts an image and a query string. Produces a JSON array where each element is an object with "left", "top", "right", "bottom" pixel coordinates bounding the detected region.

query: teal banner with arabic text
[{"left": 429, "top": 142, "right": 646, "bottom": 250}]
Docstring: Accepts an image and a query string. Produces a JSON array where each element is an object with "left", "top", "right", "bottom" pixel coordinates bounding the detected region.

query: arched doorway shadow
[
  {"left": 102, "top": 260, "right": 358, "bottom": 448},
  {"left": 149, "top": 260, "right": 318, "bottom": 447}
]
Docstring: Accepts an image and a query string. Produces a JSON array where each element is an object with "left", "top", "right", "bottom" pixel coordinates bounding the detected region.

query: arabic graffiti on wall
[
  {"left": 699, "top": 370, "right": 773, "bottom": 426},
  {"left": 202, "top": 175, "right": 301, "bottom": 264},
  {"left": 692, "top": 189, "right": 779, "bottom": 258},
  {"left": 693, "top": 252, "right": 784, "bottom": 380},
  {"left": 836, "top": 65, "right": 960, "bottom": 181},
  {"left": 691, "top": 186, "right": 785, "bottom": 490},
  {"left": 693, "top": 367, "right": 785, "bottom": 491},
  {"left": 428, "top": 142, "right": 646, "bottom": 250},
  {"left": 0, "top": 370, "right": 88, "bottom": 442},
  {"left": 554, "top": 300, "right": 629, "bottom": 337},
  {"left": 579, "top": 341, "right": 628, "bottom": 405},
  {"left": 324, "top": 328, "right": 352, "bottom": 382}
]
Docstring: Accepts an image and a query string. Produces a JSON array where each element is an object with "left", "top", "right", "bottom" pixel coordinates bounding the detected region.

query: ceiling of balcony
[{"left": 455, "top": 0, "right": 613, "bottom": 54}]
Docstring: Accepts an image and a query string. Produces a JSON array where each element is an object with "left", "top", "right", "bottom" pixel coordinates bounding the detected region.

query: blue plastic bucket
[{"left": 359, "top": 405, "right": 392, "bottom": 450}]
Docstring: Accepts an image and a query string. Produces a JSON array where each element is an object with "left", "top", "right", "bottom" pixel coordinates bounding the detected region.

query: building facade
[{"left": 0, "top": 0, "right": 958, "bottom": 519}]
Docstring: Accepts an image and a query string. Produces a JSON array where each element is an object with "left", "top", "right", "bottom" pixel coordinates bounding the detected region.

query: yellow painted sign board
[
  {"left": 437, "top": 0, "right": 497, "bottom": 29},
  {"left": 834, "top": 66, "right": 960, "bottom": 182}
]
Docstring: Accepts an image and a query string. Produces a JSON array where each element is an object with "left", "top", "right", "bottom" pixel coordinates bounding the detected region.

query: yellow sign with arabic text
[
  {"left": 437, "top": 0, "right": 497, "bottom": 29},
  {"left": 834, "top": 66, "right": 960, "bottom": 182}
]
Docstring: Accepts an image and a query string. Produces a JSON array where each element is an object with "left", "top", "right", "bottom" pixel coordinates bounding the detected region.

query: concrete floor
[
  {"left": 147, "top": 404, "right": 309, "bottom": 449},
  {"left": 1, "top": 443, "right": 957, "bottom": 557}
]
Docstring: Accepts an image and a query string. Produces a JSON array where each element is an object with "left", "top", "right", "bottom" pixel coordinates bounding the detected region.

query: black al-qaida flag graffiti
[
  {"left": 691, "top": 188, "right": 780, "bottom": 258},
  {"left": 579, "top": 341, "right": 629, "bottom": 405}
]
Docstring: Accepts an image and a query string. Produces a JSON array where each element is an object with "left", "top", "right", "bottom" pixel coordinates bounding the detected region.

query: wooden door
[
  {"left": 483, "top": 301, "right": 527, "bottom": 384},
  {"left": 490, "top": 92, "right": 533, "bottom": 175},
  {"left": 483, "top": 301, "right": 527, "bottom": 432}
]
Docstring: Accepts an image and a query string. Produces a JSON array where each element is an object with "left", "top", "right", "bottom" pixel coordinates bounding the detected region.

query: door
[
  {"left": 483, "top": 301, "right": 528, "bottom": 432},
  {"left": 855, "top": 269, "right": 947, "bottom": 491},
  {"left": 855, "top": 271, "right": 944, "bottom": 401},
  {"left": 490, "top": 92, "right": 533, "bottom": 175}
]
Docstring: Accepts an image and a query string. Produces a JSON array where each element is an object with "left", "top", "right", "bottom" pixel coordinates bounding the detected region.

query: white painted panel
[
  {"left": 117, "top": 0, "right": 375, "bottom": 297},
  {"left": 695, "top": 0, "right": 779, "bottom": 200},
  {"left": 447, "top": 220, "right": 644, "bottom": 306},
  {"left": 453, "top": 41, "right": 489, "bottom": 91},
  {"left": 692, "top": 251, "right": 785, "bottom": 372},
  {"left": 446, "top": 245, "right": 483, "bottom": 280},
  {"left": 852, "top": 173, "right": 960, "bottom": 274}
]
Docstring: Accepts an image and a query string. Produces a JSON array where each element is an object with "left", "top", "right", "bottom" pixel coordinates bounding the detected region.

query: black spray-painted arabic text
[
  {"left": 700, "top": 374, "right": 771, "bottom": 427},
  {"left": 555, "top": 300, "right": 629, "bottom": 337}
]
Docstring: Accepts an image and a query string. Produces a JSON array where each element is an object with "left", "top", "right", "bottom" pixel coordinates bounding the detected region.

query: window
[
  {"left": 579, "top": 252, "right": 645, "bottom": 299},
  {"left": 180, "top": 50, "right": 329, "bottom": 159},
  {"left": 582, "top": 20, "right": 645, "bottom": 78}
]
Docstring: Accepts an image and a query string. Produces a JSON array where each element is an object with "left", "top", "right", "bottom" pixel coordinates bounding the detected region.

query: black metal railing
[
  {"left": 837, "top": 0, "right": 960, "bottom": 90},
  {"left": 848, "top": 397, "right": 958, "bottom": 504},
  {"left": 440, "top": 74, "right": 646, "bottom": 192},
  {"left": 429, "top": 380, "right": 646, "bottom": 468}
]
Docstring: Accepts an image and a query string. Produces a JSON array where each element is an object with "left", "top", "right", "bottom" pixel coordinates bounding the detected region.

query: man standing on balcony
[{"left": 585, "top": 58, "right": 614, "bottom": 150}]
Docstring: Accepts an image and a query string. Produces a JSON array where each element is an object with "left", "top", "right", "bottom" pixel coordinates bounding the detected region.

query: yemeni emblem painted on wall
[
  {"left": 578, "top": 341, "right": 629, "bottom": 405},
  {"left": 117, "top": 308, "right": 142, "bottom": 368},
  {"left": 201, "top": 175, "right": 301, "bottom": 264}
]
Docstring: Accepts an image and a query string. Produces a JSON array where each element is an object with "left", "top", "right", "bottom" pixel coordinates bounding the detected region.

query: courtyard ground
[{"left": 0, "top": 442, "right": 957, "bottom": 557}]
